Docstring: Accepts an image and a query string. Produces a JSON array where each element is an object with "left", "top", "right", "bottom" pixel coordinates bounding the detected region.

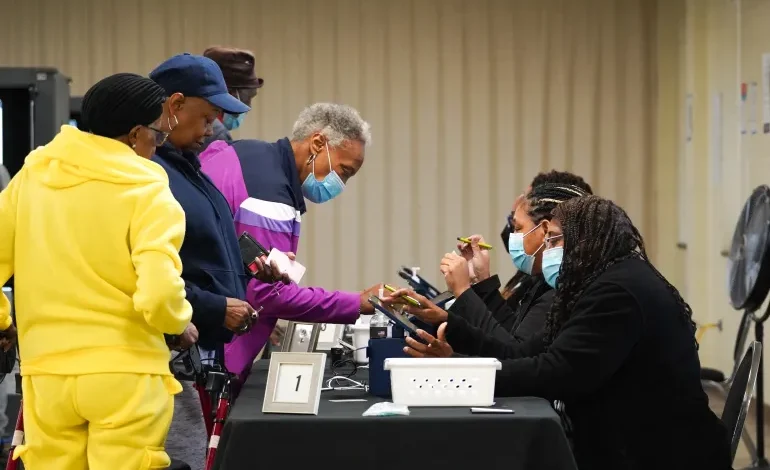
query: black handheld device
[
  {"left": 432, "top": 290, "right": 455, "bottom": 307},
  {"left": 368, "top": 296, "right": 428, "bottom": 344},
  {"left": 238, "top": 232, "right": 270, "bottom": 277}
]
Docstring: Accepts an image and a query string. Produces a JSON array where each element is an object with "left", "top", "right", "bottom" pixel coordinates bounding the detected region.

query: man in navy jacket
[{"left": 149, "top": 53, "right": 256, "bottom": 470}]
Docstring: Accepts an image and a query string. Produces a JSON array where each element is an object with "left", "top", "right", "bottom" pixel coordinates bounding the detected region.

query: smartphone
[
  {"left": 368, "top": 296, "right": 428, "bottom": 344},
  {"left": 432, "top": 290, "right": 455, "bottom": 307},
  {"left": 238, "top": 232, "right": 270, "bottom": 276}
]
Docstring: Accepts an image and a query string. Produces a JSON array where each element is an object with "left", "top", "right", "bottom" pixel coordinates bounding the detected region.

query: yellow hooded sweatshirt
[{"left": 0, "top": 125, "right": 192, "bottom": 377}]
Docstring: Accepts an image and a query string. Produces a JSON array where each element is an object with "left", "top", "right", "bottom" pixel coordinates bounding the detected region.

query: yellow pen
[
  {"left": 383, "top": 284, "right": 422, "bottom": 307},
  {"left": 457, "top": 237, "right": 493, "bottom": 250}
]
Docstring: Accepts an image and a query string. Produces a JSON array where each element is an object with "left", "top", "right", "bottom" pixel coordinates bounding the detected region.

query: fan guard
[{"left": 728, "top": 185, "right": 770, "bottom": 312}]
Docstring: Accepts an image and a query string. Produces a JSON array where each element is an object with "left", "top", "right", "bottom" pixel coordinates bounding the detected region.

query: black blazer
[
  {"left": 449, "top": 275, "right": 552, "bottom": 343},
  {"left": 446, "top": 258, "right": 731, "bottom": 470}
]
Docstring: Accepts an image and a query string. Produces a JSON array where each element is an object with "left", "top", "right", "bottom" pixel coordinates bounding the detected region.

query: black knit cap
[{"left": 81, "top": 73, "right": 167, "bottom": 138}]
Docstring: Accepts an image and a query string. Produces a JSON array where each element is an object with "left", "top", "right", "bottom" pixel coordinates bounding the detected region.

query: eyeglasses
[
  {"left": 544, "top": 234, "right": 564, "bottom": 249},
  {"left": 146, "top": 125, "right": 169, "bottom": 146}
]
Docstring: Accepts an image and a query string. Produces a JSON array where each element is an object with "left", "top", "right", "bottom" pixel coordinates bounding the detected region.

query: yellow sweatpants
[{"left": 14, "top": 374, "right": 182, "bottom": 470}]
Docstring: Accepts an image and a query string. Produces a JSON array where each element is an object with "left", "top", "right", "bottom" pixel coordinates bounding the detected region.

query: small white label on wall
[
  {"left": 711, "top": 93, "right": 723, "bottom": 185},
  {"left": 762, "top": 54, "right": 770, "bottom": 134},
  {"left": 685, "top": 93, "right": 694, "bottom": 142},
  {"left": 749, "top": 82, "right": 758, "bottom": 135},
  {"left": 741, "top": 83, "right": 748, "bottom": 135}
]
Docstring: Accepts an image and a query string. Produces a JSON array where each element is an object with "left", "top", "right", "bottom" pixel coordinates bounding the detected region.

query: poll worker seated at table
[
  {"left": 489, "top": 171, "right": 594, "bottom": 328},
  {"left": 199, "top": 103, "right": 381, "bottom": 384},
  {"left": 387, "top": 195, "right": 732, "bottom": 470},
  {"left": 446, "top": 182, "right": 590, "bottom": 343},
  {"left": 0, "top": 73, "right": 197, "bottom": 470}
]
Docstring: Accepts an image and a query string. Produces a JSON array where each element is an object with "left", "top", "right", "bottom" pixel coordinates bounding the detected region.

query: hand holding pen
[
  {"left": 456, "top": 234, "right": 492, "bottom": 283},
  {"left": 384, "top": 284, "right": 421, "bottom": 307},
  {"left": 457, "top": 237, "right": 493, "bottom": 250},
  {"left": 381, "top": 287, "right": 448, "bottom": 326}
]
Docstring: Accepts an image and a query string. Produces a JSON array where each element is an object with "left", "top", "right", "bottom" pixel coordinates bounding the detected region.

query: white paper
[
  {"left": 762, "top": 54, "right": 770, "bottom": 134},
  {"left": 266, "top": 248, "right": 306, "bottom": 284},
  {"left": 711, "top": 93, "right": 723, "bottom": 185},
  {"left": 749, "top": 82, "right": 758, "bottom": 135},
  {"left": 470, "top": 407, "right": 514, "bottom": 414},
  {"left": 685, "top": 93, "right": 694, "bottom": 142},
  {"left": 677, "top": 99, "right": 690, "bottom": 247}
]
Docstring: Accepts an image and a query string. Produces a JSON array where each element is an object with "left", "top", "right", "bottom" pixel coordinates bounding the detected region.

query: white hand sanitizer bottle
[{"left": 369, "top": 286, "right": 390, "bottom": 339}]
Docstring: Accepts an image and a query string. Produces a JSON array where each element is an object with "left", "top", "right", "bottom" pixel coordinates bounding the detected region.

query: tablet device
[
  {"left": 368, "top": 296, "right": 424, "bottom": 340},
  {"left": 432, "top": 290, "right": 455, "bottom": 307}
]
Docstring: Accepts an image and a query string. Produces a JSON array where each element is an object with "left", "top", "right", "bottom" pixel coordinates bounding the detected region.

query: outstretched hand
[
  {"left": 382, "top": 288, "right": 448, "bottom": 325},
  {"left": 403, "top": 323, "right": 454, "bottom": 358}
]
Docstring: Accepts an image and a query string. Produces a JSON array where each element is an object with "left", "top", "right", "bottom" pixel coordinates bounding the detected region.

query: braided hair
[
  {"left": 530, "top": 170, "right": 593, "bottom": 195},
  {"left": 526, "top": 183, "right": 590, "bottom": 225},
  {"left": 503, "top": 183, "right": 590, "bottom": 302},
  {"left": 82, "top": 73, "right": 167, "bottom": 138},
  {"left": 542, "top": 195, "right": 696, "bottom": 344}
]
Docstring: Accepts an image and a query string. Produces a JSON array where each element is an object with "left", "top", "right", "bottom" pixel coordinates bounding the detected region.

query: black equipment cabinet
[
  {"left": 69, "top": 96, "right": 83, "bottom": 130},
  {"left": 0, "top": 67, "right": 71, "bottom": 178}
]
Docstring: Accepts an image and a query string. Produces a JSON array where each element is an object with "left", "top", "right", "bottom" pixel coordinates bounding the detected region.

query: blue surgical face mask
[
  {"left": 508, "top": 224, "right": 544, "bottom": 274},
  {"left": 541, "top": 247, "right": 564, "bottom": 289},
  {"left": 222, "top": 90, "right": 248, "bottom": 131},
  {"left": 223, "top": 112, "right": 246, "bottom": 131},
  {"left": 301, "top": 142, "right": 345, "bottom": 204}
]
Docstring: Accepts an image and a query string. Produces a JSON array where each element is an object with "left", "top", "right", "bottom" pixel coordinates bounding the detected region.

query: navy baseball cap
[{"left": 149, "top": 53, "right": 250, "bottom": 114}]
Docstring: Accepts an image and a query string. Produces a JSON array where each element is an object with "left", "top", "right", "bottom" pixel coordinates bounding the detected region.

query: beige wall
[
  {"left": 0, "top": 0, "right": 665, "bottom": 299},
  {"left": 675, "top": 0, "right": 770, "bottom": 376}
]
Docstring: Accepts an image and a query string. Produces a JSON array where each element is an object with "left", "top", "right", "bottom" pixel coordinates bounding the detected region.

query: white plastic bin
[{"left": 384, "top": 357, "right": 502, "bottom": 407}]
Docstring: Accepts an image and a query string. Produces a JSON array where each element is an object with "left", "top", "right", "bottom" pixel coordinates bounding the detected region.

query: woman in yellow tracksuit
[{"left": 0, "top": 73, "right": 194, "bottom": 470}]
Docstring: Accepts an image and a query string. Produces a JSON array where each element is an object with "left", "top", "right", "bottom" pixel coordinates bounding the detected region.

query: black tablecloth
[{"left": 213, "top": 361, "right": 577, "bottom": 470}]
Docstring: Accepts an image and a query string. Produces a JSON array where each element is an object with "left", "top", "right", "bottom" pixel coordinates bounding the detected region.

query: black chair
[
  {"left": 701, "top": 310, "right": 757, "bottom": 459},
  {"left": 722, "top": 340, "right": 762, "bottom": 463}
]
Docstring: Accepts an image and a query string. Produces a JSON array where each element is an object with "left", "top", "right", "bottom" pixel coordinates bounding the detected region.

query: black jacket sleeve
[
  {"left": 510, "top": 289, "right": 554, "bottom": 342},
  {"left": 447, "top": 288, "right": 517, "bottom": 344},
  {"left": 185, "top": 281, "right": 227, "bottom": 333},
  {"left": 492, "top": 281, "right": 643, "bottom": 401},
  {"left": 445, "top": 305, "right": 546, "bottom": 358},
  {"left": 472, "top": 275, "right": 502, "bottom": 305},
  {"left": 471, "top": 275, "right": 519, "bottom": 329}
]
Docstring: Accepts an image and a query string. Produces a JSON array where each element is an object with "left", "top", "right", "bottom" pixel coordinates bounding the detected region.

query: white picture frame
[
  {"left": 281, "top": 322, "right": 321, "bottom": 353},
  {"left": 314, "top": 324, "right": 345, "bottom": 351},
  {"left": 262, "top": 352, "right": 326, "bottom": 415}
]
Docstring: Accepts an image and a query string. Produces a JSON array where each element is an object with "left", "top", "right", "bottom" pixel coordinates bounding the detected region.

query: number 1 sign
[{"left": 263, "top": 352, "right": 326, "bottom": 415}]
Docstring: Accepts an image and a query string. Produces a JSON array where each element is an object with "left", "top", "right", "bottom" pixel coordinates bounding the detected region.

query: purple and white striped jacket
[{"left": 200, "top": 138, "right": 360, "bottom": 381}]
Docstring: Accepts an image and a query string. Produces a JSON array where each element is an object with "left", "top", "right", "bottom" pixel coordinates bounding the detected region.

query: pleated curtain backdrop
[{"left": 0, "top": 0, "right": 658, "bottom": 292}]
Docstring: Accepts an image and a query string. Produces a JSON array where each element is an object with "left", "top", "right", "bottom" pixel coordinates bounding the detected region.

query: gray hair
[{"left": 290, "top": 103, "right": 371, "bottom": 148}]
